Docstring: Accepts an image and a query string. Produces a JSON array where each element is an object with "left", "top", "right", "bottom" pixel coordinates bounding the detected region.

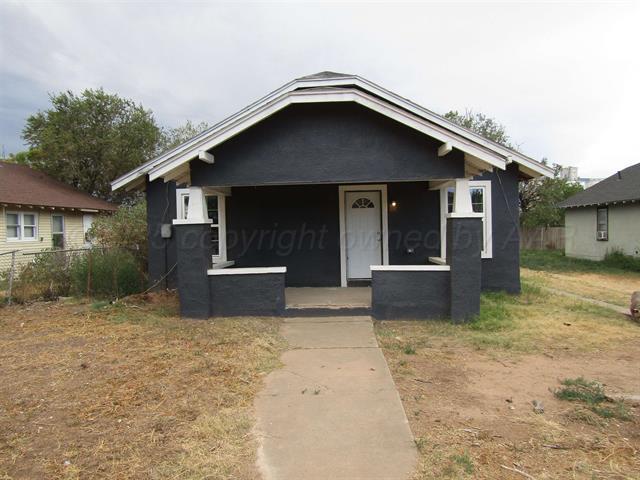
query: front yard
[
  {"left": 377, "top": 266, "right": 640, "bottom": 479},
  {"left": 0, "top": 294, "right": 285, "bottom": 479},
  {"left": 1, "top": 254, "right": 639, "bottom": 479},
  {"left": 521, "top": 249, "right": 640, "bottom": 308}
]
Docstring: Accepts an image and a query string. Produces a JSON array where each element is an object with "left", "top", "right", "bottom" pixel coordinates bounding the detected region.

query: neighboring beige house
[
  {"left": 559, "top": 162, "right": 640, "bottom": 260},
  {"left": 0, "top": 161, "right": 117, "bottom": 271}
]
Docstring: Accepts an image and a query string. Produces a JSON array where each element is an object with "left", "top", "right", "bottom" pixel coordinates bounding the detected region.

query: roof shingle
[
  {"left": 0, "top": 161, "right": 117, "bottom": 211},
  {"left": 558, "top": 162, "right": 640, "bottom": 208}
]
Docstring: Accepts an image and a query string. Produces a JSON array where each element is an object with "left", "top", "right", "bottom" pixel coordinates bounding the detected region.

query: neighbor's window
[
  {"left": 52, "top": 214, "right": 65, "bottom": 249},
  {"left": 177, "top": 189, "right": 227, "bottom": 262},
  {"left": 6, "top": 213, "right": 20, "bottom": 240},
  {"left": 596, "top": 207, "right": 608, "bottom": 241},
  {"left": 441, "top": 181, "right": 492, "bottom": 259},
  {"left": 6, "top": 212, "right": 38, "bottom": 241}
]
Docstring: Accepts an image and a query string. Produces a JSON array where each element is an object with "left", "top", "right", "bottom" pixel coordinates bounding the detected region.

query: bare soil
[
  {"left": 384, "top": 336, "right": 639, "bottom": 479},
  {"left": 0, "top": 294, "right": 284, "bottom": 479},
  {"left": 378, "top": 272, "right": 640, "bottom": 479}
]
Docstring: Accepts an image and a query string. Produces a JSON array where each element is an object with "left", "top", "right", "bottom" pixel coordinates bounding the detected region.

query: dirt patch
[
  {"left": 377, "top": 280, "right": 640, "bottom": 480},
  {"left": 0, "top": 294, "right": 285, "bottom": 479}
]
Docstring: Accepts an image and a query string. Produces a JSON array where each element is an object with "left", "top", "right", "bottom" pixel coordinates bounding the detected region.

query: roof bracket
[
  {"left": 198, "top": 150, "right": 215, "bottom": 164},
  {"left": 438, "top": 142, "right": 453, "bottom": 157}
]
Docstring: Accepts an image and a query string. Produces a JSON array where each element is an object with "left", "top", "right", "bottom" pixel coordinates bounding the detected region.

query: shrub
[
  {"left": 521, "top": 249, "right": 640, "bottom": 274},
  {"left": 70, "top": 248, "right": 145, "bottom": 299},
  {"left": 88, "top": 199, "right": 147, "bottom": 264},
  {"left": 603, "top": 249, "right": 640, "bottom": 272},
  {"left": 3, "top": 251, "right": 71, "bottom": 303}
]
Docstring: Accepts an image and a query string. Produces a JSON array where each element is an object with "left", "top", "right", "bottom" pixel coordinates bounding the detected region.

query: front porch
[{"left": 172, "top": 177, "right": 484, "bottom": 321}]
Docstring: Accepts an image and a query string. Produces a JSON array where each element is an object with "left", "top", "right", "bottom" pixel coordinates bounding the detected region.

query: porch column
[
  {"left": 447, "top": 179, "right": 483, "bottom": 322},
  {"left": 173, "top": 186, "right": 212, "bottom": 319}
]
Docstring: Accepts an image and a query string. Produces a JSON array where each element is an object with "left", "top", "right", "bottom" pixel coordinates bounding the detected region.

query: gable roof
[
  {"left": 558, "top": 162, "right": 640, "bottom": 208},
  {"left": 112, "top": 72, "right": 553, "bottom": 191},
  {"left": 0, "top": 161, "right": 117, "bottom": 212}
]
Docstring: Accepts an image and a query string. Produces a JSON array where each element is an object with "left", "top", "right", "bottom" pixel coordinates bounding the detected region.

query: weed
[
  {"left": 451, "top": 451, "right": 474, "bottom": 475},
  {"left": 590, "top": 403, "right": 632, "bottom": 421},
  {"left": 555, "top": 377, "right": 631, "bottom": 421},
  {"left": 555, "top": 377, "right": 607, "bottom": 404},
  {"left": 414, "top": 436, "right": 428, "bottom": 452},
  {"left": 403, "top": 345, "right": 416, "bottom": 355}
]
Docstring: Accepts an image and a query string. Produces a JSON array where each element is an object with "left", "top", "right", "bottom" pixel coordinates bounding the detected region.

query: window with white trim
[
  {"left": 177, "top": 189, "right": 227, "bottom": 262},
  {"left": 440, "top": 181, "right": 492, "bottom": 259},
  {"left": 596, "top": 207, "right": 608, "bottom": 241},
  {"left": 6, "top": 212, "right": 38, "bottom": 241},
  {"left": 52, "top": 214, "right": 65, "bottom": 249}
]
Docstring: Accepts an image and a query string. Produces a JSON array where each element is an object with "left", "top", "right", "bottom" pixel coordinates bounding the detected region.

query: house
[
  {"left": 111, "top": 72, "right": 552, "bottom": 321},
  {"left": 559, "top": 162, "right": 640, "bottom": 261},
  {"left": 0, "top": 161, "right": 117, "bottom": 270}
]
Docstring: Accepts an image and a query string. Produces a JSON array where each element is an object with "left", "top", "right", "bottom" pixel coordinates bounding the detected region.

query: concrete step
[{"left": 284, "top": 306, "right": 372, "bottom": 317}]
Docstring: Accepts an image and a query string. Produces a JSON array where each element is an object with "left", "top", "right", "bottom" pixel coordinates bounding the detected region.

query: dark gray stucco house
[{"left": 112, "top": 72, "right": 552, "bottom": 321}]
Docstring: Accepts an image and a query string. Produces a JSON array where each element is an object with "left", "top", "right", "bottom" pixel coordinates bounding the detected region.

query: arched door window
[{"left": 351, "top": 197, "right": 375, "bottom": 209}]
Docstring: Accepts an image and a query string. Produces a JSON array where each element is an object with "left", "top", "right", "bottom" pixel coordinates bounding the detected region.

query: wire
[{"left": 141, "top": 262, "right": 177, "bottom": 294}]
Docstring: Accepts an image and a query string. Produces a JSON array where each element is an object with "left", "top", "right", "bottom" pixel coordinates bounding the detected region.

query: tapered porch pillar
[
  {"left": 446, "top": 179, "right": 483, "bottom": 322},
  {"left": 173, "top": 186, "right": 212, "bottom": 319}
]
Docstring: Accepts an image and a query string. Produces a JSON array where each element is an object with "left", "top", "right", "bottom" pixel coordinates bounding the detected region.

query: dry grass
[
  {"left": 522, "top": 267, "right": 640, "bottom": 308},
  {"left": 378, "top": 280, "right": 639, "bottom": 355},
  {"left": 0, "top": 293, "right": 285, "bottom": 479},
  {"left": 377, "top": 276, "right": 640, "bottom": 479}
]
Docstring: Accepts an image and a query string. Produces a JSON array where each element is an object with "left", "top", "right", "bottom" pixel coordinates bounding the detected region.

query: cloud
[{"left": 1, "top": 1, "right": 638, "bottom": 177}]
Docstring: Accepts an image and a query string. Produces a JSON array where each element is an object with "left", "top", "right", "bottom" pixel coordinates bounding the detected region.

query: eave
[{"left": 111, "top": 73, "right": 553, "bottom": 191}]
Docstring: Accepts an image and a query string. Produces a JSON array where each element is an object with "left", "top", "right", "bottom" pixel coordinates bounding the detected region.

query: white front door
[{"left": 345, "top": 190, "right": 382, "bottom": 280}]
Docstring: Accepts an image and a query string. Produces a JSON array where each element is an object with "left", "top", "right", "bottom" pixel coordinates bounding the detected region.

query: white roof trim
[
  {"left": 111, "top": 74, "right": 552, "bottom": 191},
  {"left": 148, "top": 88, "right": 509, "bottom": 183}
]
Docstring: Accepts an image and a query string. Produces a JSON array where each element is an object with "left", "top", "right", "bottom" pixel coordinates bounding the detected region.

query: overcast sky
[{"left": 1, "top": 1, "right": 638, "bottom": 178}]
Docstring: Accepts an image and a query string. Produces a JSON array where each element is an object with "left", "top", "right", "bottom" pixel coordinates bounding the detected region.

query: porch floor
[{"left": 285, "top": 287, "right": 371, "bottom": 309}]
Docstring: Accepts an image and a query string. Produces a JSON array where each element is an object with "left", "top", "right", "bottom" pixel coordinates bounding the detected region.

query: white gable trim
[
  {"left": 111, "top": 74, "right": 552, "bottom": 191},
  {"left": 147, "top": 88, "right": 508, "bottom": 183}
]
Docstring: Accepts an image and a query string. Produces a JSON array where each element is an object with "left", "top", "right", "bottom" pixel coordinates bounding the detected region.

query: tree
[
  {"left": 444, "top": 110, "right": 514, "bottom": 148},
  {"left": 519, "top": 163, "right": 583, "bottom": 227},
  {"left": 444, "top": 109, "right": 582, "bottom": 227},
  {"left": 22, "top": 89, "right": 160, "bottom": 201},
  {"left": 157, "top": 120, "right": 210, "bottom": 155},
  {"left": 3, "top": 151, "right": 32, "bottom": 165}
]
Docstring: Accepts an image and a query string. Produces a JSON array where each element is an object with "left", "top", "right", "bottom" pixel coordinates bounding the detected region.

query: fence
[
  {"left": 1, "top": 247, "right": 147, "bottom": 305},
  {"left": 520, "top": 227, "right": 565, "bottom": 251}
]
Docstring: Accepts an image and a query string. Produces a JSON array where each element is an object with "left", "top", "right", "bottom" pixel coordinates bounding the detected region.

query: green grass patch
[
  {"left": 521, "top": 249, "right": 640, "bottom": 274},
  {"left": 450, "top": 452, "right": 474, "bottom": 475},
  {"left": 469, "top": 291, "right": 515, "bottom": 332},
  {"left": 554, "top": 377, "right": 631, "bottom": 421},
  {"left": 403, "top": 344, "right": 416, "bottom": 355},
  {"left": 90, "top": 300, "right": 111, "bottom": 311}
]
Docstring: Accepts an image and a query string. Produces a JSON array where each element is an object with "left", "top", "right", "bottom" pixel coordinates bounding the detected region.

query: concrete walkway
[{"left": 254, "top": 316, "right": 417, "bottom": 480}]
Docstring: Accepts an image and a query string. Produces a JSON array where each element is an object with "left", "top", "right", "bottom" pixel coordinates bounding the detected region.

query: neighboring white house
[{"left": 559, "top": 162, "right": 640, "bottom": 260}]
